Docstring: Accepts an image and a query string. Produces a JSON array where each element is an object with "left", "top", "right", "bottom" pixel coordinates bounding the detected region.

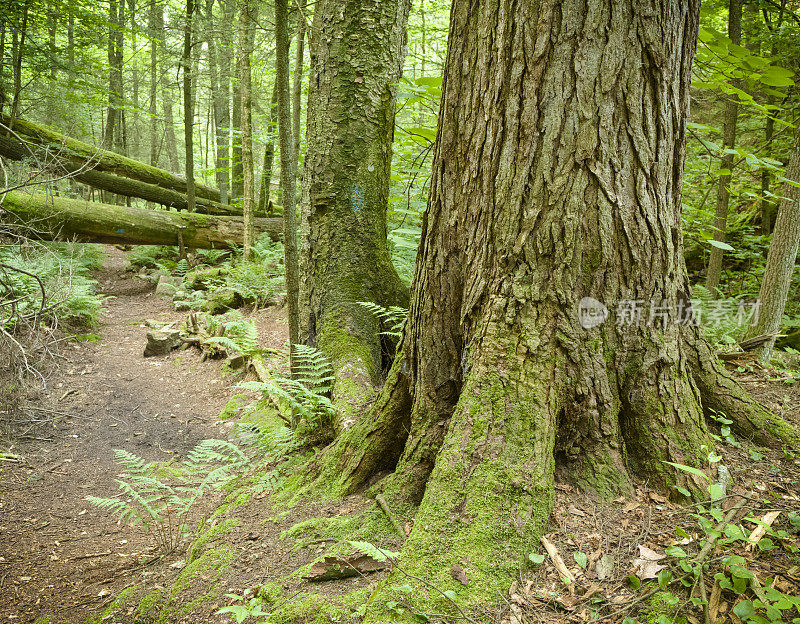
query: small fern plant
[
  {"left": 203, "top": 311, "right": 260, "bottom": 356},
  {"left": 86, "top": 439, "right": 248, "bottom": 554},
  {"left": 238, "top": 344, "right": 335, "bottom": 426},
  {"left": 357, "top": 301, "right": 408, "bottom": 339}
]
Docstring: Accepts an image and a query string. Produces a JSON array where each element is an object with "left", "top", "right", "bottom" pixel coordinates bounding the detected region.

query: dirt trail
[{"left": 0, "top": 247, "right": 284, "bottom": 623}]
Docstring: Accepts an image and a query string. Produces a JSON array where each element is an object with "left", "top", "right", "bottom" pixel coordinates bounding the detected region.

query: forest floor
[{"left": 0, "top": 246, "right": 798, "bottom": 624}]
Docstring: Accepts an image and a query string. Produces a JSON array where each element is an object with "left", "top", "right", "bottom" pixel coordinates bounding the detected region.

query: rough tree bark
[
  {"left": 0, "top": 191, "right": 282, "bottom": 248},
  {"left": 706, "top": 0, "right": 744, "bottom": 292},
  {"left": 300, "top": 0, "right": 411, "bottom": 431},
  {"left": 309, "top": 0, "right": 800, "bottom": 617},
  {"left": 747, "top": 125, "right": 800, "bottom": 362}
]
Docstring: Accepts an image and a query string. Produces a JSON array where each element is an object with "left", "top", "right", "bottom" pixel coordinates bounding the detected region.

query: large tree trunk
[
  {"left": 308, "top": 0, "right": 799, "bottom": 617},
  {"left": 747, "top": 126, "right": 800, "bottom": 362},
  {"left": 0, "top": 191, "right": 282, "bottom": 248},
  {"left": 706, "top": 0, "right": 744, "bottom": 293},
  {"left": 3, "top": 114, "right": 222, "bottom": 202},
  {"left": 300, "top": 0, "right": 411, "bottom": 431}
]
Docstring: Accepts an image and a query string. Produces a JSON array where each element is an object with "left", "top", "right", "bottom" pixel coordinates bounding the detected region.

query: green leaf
[
  {"left": 574, "top": 551, "right": 588, "bottom": 568},
  {"left": 708, "top": 240, "right": 735, "bottom": 251},
  {"left": 628, "top": 574, "right": 642, "bottom": 590},
  {"left": 528, "top": 553, "right": 546, "bottom": 564},
  {"left": 733, "top": 600, "right": 755, "bottom": 620},
  {"left": 663, "top": 461, "right": 711, "bottom": 481},
  {"left": 709, "top": 483, "right": 725, "bottom": 501},
  {"left": 665, "top": 545, "right": 687, "bottom": 558},
  {"left": 443, "top": 590, "right": 457, "bottom": 602}
]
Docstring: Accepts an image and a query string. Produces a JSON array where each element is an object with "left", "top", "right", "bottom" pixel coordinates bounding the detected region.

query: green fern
[
  {"left": 85, "top": 439, "right": 249, "bottom": 553},
  {"left": 237, "top": 345, "right": 335, "bottom": 426},
  {"left": 202, "top": 312, "right": 260, "bottom": 356},
  {"left": 357, "top": 301, "right": 408, "bottom": 339},
  {"left": 348, "top": 540, "right": 399, "bottom": 562}
]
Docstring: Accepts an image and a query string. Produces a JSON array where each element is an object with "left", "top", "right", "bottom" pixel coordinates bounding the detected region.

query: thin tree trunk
[
  {"left": 292, "top": 3, "right": 305, "bottom": 183},
  {"left": 258, "top": 77, "right": 279, "bottom": 214},
  {"left": 749, "top": 126, "right": 800, "bottom": 362},
  {"left": 10, "top": 1, "right": 30, "bottom": 124},
  {"left": 155, "top": 2, "right": 180, "bottom": 172},
  {"left": 238, "top": 0, "right": 256, "bottom": 258},
  {"left": 205, "top": 0, "right": 229, "bottom": 203},
  {"left": 148, "top": 0, "right": 159, "bottom": 170},
  {"left": 0, "top": 21, "right": 7, "bottom": 117},
  {"left": 276, "top": 0, "right": 299, "bottom": 353},
  {"left": 230, "top": 69, "right": 242, "bottom": 200},
  {"left": 182, "top": 0, "right": 196, "bottom": 213},
  {"left": 103, "top": 0, "right": 124, "bottom": 152},
  {"left": 706, "top": 0, "right": 744, "bottom": 293},
  {"left": 128, "top": 0, "right": 140, "bottom": 162}
]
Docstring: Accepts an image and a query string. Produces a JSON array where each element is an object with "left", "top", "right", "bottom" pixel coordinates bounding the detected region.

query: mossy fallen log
[
  {"left": 2, "top": 114, "right": 221, "bottom": 203},
  {"left": 0, "top": 133, "right": 261, "bottom": 216},
  {"left": 0, "top": 191, "right": 282, "bottom": 248}
]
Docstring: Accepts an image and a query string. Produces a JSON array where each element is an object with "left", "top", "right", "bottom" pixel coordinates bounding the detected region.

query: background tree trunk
[
  {"left": 182, "top": 0, "right": 196, "bottom": 214},
  {"left": 205, "top": 0, "right": 229, "bottom": 204},
  {"left": 748, "top": 126, "right": 800, "bottom": 362},
  {"left": 154, "top": 3, "right": 180, "bottom": 173},
  {"left": 238, "top": 0, "right": 256, "bottom": 258},
  {"left": 300, "top": 0, "right": 411, "bottom": 431},
  {"left": 276, "top": 0, "right": 300, "bottom": 355},
  {"left": 307, "top": 1, "right": 800, "bottom": 617},
  {"left": 706, "top": 0, "right": 744, "bottom": 292},
  {"left": 258, "top": 77, "right": 279, "bottom": 215}
]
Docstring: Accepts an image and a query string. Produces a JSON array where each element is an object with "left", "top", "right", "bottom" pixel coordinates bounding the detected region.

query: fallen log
[
  {"left": 0, "top": 190, "right": 282, "bottom": 248},
  {"left": 0, "top": 133, "right": 263, "bottom": 216},
  {"left": 1, "top": 114, "right": 221, "bottom": 203}
]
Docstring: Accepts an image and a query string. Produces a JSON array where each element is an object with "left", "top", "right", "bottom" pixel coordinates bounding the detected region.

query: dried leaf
[
  {"left": 596, "top": 554, "right": 615, "bottom": 580},
  {"left": 632, "top": 558, "right": 666, "bottom": 580},
  {"left": 450, "top": 564, "right": 468, "bottom": 586},
  {"left": 637, "top": 545, "right": 665, "bottom": 561},
  {"left": 568, "top": 505, "right": 587, "bottom": 517}
]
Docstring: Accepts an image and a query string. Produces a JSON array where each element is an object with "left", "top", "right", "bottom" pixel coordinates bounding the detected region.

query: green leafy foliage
[
  {"left": 202, "top": 311, "right": 260, "bottom": 356},
  {"left": 356, "top": 301, "right": 408, "bottom": 339},
  {"left": 86, "top": 440, "right": 248, "bottom": 554},
  {"left": 0, "top": 242, "right": 105, "bottom": 328},
  {"left": 238, "top": 345, "right": 335, "bottom": 427}
]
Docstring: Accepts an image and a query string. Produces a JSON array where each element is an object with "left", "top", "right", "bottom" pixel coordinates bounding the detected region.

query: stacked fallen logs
[{"left": 0, "top": 114, "right": 279, "bottom": 217}]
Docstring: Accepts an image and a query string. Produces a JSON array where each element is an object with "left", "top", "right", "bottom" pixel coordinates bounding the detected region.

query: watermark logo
[
  {"left": 578, "top": 297, "right": 609, "bottom": 329},
  {"left": 577, "top": 297, "right": 760, "bottom": 329}
]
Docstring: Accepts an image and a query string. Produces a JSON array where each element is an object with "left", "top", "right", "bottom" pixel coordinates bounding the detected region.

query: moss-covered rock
[{"left": 204, "top": 288, "right": 243, "bottom": 314}]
